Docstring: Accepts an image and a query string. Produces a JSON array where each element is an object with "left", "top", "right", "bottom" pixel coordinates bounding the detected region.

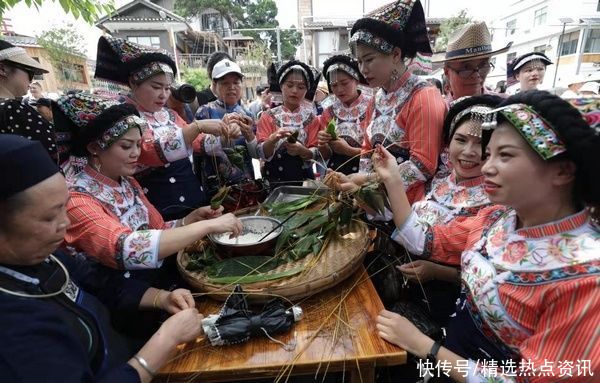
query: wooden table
[{"left": 155, "top": 267, "right": 406, "bottom": 382}]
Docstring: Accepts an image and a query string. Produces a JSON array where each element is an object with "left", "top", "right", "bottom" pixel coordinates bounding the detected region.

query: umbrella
[{"left": 202, "top": 285, "right": 303, "bottom": 346}]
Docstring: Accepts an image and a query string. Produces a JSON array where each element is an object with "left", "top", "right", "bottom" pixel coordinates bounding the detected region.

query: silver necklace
[{"left": 0, "top": 254, "right": 70, "bottom": 298}]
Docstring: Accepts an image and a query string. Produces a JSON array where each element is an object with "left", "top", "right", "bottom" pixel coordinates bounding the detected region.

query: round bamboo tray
[{"left": 177, "top": 220, "right": 371, "bottom": 303}]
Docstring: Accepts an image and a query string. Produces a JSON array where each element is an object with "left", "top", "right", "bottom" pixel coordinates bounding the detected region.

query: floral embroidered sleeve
[
  {"left": 256, "top": 112, "right": 279, "bottom": 161},
  {"left": 65, "top": 193, "right": 164, "bottom": 270},
  {"left": 463, "top": 275, "right": 600, "bottom": 383},
  {"left": 397, "top": 86, "right": 446, "bottom": 203},
  {"left": 392, "top": 206, "right": 501, "bottom": 265},
  {"left": 137, "top": 110, "right": 190, "bottom": 166}
]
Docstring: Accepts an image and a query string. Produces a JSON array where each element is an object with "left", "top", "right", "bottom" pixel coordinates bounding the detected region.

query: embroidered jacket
[
  {"left": 319, "top": 92, "right": 371, "bottom": 174},
  {"left": 360, "top": 71, "right": 446, "bottom": 203},
  {"left": 392, "top": 173, "right": 490, "bottom": 262},
  {"left": 65, "top": 166, "right": 179, "bottom": 270},
  {"left": 134, "top": 103, "right": 191, "bottom": 167},
  {"left": 256, "top": 102, "right": 320, "bottom": 183},
  {"left": 404, "top": 206, "right": 600, "bottom": 382}
]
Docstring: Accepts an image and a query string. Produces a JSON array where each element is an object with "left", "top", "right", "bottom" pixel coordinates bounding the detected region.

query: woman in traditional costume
[
  {"left": 374, "top": 91, "right": 600, "bottom": 382},
  {"left": 0, "top": 134, "right": 205, "bottom": 383},
  {"left": 55, "top": 93, "right": 242, "bottom": 287},
  {"left": 508, "top": 52, "right": 553, "bottom": 92},
  {"left": 317, "top": 54, "right": 371, "bottom": 175},
  {"left": 95, "top": 36, "right": 227, "bottom": 220},
  {"left": 388, "top": 94, "right": 502, "bottom": 327},
  {"left": 257, "top": 60, "right": 322, "bottom": 186},
  {"left": 336, "top": 0, "right": 446, "bottom": 204}
]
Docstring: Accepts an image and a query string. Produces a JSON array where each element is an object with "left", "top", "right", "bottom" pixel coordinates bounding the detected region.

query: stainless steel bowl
[{"left": 208, "top": 216, "right": 283, "bottom": 258}]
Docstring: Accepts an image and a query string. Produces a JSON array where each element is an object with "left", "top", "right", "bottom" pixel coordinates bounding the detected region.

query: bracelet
[
  {"left": 181, "top": 216, "right": 187, "bottom": 226},
  {"left": 133, "top": 354, "right": 156, "bottom": 377},
  {"left": 152, "top": 289, "right": 163, "bottom": 309},
  {"left": 426, "top": 339, "right": 443, "bottom": 365},
  {"left": 193, "top": 120, "right": 202, "bottom": 135}
]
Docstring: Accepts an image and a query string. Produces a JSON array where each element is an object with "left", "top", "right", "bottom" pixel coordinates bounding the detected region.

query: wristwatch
[
  {"left": 426, "top": 339, "right": 443, "bottom": 365},
  {"left": 426, "top": 328, "right": 446, "bottom": 365}
]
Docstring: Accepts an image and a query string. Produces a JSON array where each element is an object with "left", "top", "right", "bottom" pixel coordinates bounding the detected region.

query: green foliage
[
  {"left": 434, "top": 9, "right": 472, "bottom": 52},
  {"left": 181, "top": 66, "right": 211, "bottom": 90},
  {"left": 175, "top": 0, "right": 301, "bottom": 60},
  {"left": 0, "top": 0, "right": 114, "bottom": 24},
  {"left": 37, "top": 23, "right": 87, "bottom": 86},
  {"left": 175, "top": 0, "right": 249, "bottom": 29}
]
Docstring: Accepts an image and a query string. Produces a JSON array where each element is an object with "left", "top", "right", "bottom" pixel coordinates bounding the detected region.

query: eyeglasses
[
  {"left": 447, "top": 62, "right": 495, "bottom": 79},
  {"left": 8, "top": 62, "right": 35, "bottom": 82}
]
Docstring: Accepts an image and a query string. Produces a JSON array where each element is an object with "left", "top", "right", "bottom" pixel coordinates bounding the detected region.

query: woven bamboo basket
[{"left": 177, "top": 219, "right": 371, "bottom": 303}]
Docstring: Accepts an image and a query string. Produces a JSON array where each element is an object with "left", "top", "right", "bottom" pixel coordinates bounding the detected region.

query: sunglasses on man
[{"left": 7, "top": 62, "right": 36, "bottom": 82}]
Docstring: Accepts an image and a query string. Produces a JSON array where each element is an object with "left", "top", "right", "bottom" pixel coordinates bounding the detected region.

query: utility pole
[{"left": 276, "top": 27, "right": 281, "bottom": 61}]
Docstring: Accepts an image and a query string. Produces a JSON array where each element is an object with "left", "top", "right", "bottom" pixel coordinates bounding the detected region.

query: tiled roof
[
  {"left": 96, "top": 0, "right": 187, "bottom": 25},
  {"left": 2, "top": 34, "right": 40, "bottom": 48}
]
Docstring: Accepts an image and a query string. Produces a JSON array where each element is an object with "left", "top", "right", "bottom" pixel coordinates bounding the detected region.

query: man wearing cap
[
  {"left": 508, "top": 52, "right": 553, "bottom": 92},
  {"left": 437, "top": 21, "right": 511, "bottom": 101},
  {"left": 194, "top": 58, "right": 257, "bottom": 199},
  {"left": 0, "top": 40, "right": 63, "bottom": 162}
]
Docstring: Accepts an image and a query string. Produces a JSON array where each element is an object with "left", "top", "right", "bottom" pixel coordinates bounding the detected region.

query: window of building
[
  {"left": 585, "top": 29, "right": 600, "bottom": 53},
  {"left": 533, "top": 7, "right": 547, "bottom": 27},
  {"left": 127, "top": 36, "right": 160, "bottom": 48},
  {"left": 533, "top": 45, "right": 546, "bottom": 53},
  {"left": 506, "top": 19, "right": 516, "bottom": 37},
  {"left": 61, "top": 63, "right": 86, "bottom": 84},
  {"left": 201, "top": 12, "right": 222, "bottom": 32},
  {"left": 507, "top": 52, "right": 517, "bottom": 63},
  {"left": 560, "top": 31, "right": 580, "bottom": 55},
  {"left": 597, "top": 0, "right": 600, "bottom": 11}
]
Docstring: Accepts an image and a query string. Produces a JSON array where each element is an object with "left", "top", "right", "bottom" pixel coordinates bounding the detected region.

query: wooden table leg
[{"left": 349, "top": 364, "right": 375, "bottom": 383}]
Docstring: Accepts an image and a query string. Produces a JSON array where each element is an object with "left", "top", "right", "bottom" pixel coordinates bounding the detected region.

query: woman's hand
[
  {"left": 159, "top": 308, "right": 204, "bottom": 345},
  {"left": 207, "top": 213, "right": 243, "bottom": 238},
  {"left": 185, "top": 205, "right": 224, "bottom": 224},
  {"left": 283, "top": 141, "right": 311, "bottom": 158},
  {"left": 195, "top": 119, "right": 227, "bottom": 137},
  {"left": 376, "top": 309, "right": 433, "bottom": 358},
  {"left": 158, "top": 289, "right": 196, "bottom": 314},
  {"left": 323, "top": 170, "right": 360, "bottom": 192},
  {"left": 329, "top": 138, "right": 356, "bottom": 156},
  {"left": 372, "top": 145, "right": 401, "bottom": 183},
  {"left": 317, "top": 130, "right": 333, "bottom": 146},
  {"left": 397, "top": 260, "right": 441, "bottom": 283},
  {"left": 237, "top": 117, "right": 255, "bottom": 142},
  {"left": 269, "top": 128, "right": 291, "bottom": 143}
]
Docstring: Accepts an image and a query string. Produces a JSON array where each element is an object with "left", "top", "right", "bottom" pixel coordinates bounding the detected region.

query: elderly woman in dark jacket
[{"left": 0, "top": 135, "right": 203, "bottom": 382}]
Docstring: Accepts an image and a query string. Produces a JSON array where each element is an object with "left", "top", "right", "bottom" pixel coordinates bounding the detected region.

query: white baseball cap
[
  {"left": 211, "top": 59, "right": 243, "bottom": 80},
  {"left": 579, "top": 81, "right": 599, "bottom": 95}
]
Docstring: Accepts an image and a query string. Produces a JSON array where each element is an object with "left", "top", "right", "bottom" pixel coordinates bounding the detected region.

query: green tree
[
  {"left": 181, "top": 66, "right": 211, "bottom": 90},
  {"left": 175, "top": 0, "right": 249, "bottom": 33},
  {"left": 434, "top": 9, "right": 472, "bottom": 52},
  {"left": 37, "top": 23, "right": 88, "bottom": 89},
  {"left": 0, "top": 0, "right": 114, "bottom": 24},
  {"left": 175, "top": 0, "right": 301, "bottom": 60}
]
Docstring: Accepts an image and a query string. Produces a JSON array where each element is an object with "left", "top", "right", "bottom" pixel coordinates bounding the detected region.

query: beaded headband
[
  {"left": 97, "top": 115, "right": 148, "bottom": 150},
  {"left": 326, "top": 62, "right": 361, "bottom": 83},
  {"left": 278, "top": 65, "right": 309, "bottom": 86},
  {"left": 482, "top": 104, "right": 567, "bottom": 160},
  {"left": 131, "top": 62, "right": 174, "bottom": 84},
  {"left": 349, "top": 30, "right": 394, "bottom": 54}
]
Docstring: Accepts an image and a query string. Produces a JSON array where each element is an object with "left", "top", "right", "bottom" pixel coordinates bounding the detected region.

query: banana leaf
[
  {"left": 205, "top": 255, "right": 305, "bottom": 284},
  {"left": 326, "top": 118, "right": 337, "bottom": 140},
  {"left": 264, "top": 194, "right": 321, "bottom": 216}
]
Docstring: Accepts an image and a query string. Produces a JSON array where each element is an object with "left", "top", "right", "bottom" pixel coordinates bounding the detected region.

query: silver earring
[{"left": 391, "top": 68, "right": 399, "bottom": 81}]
